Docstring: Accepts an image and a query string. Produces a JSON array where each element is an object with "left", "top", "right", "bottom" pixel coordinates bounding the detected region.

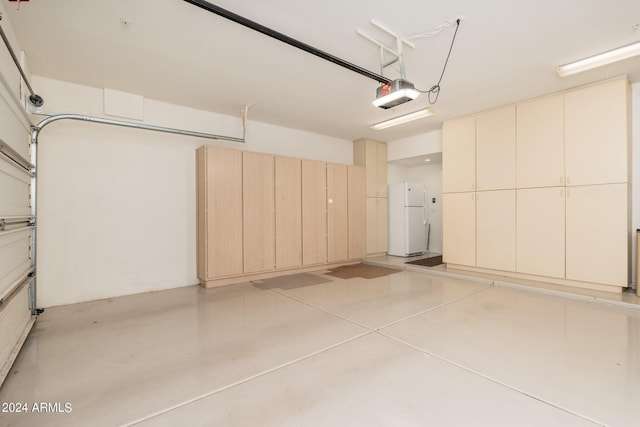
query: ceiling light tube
[
  {"left": 556, "top": 40, "right": 640, "bottom": 77},
  {"left": 370, "top": 107, "right": 436, "bottom": 130}
]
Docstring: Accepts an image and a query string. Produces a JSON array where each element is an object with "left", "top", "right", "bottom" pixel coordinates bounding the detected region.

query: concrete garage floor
[{"left": 1, "top": 268, "right": 640, "bottom": 426}]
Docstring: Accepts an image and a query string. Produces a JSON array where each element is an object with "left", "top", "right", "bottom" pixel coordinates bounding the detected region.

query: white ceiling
[{"left": 3, "top": 0, "right": 640, "bottom": 143}]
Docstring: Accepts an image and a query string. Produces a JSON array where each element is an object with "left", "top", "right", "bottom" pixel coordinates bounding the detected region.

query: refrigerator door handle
[{"left": 423, "top": 190, "right": 427, "bottom": 225}]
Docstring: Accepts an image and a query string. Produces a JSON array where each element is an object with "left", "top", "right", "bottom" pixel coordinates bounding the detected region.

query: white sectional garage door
[{"left": 0, "top": 42, "right": 36, "bottom": 385}]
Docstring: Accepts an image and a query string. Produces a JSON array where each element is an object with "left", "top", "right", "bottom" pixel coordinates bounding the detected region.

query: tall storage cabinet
[
  {"left": 565, "top": 184, "right": 628, "bottom": 286},
  {"left": 348, "top": 166, "right": 367, "bottom": 259},
  {"left": 516, "top": 187, "right": 565, "bottom": 279},
  {"left": 327, "top": 164, "right": 349, "bottom": 263},
  {"left": 354, "top": 139, "right": 388, "bottom": 255},
  {"left": 475, "top": 106, "right": 516, "bottom": 191},
  {"left": 442, "top": 192, "right": 475, "bottom": 266},
  {"left": 476, "top": 190, "right": 516, "bottom": 272},
  {"left": 275, "top": 156, "right": 302, "bottom": 269},
  {"left": 301, "top": 160, "right": 328, "bottom": 266},
  {"left": 442, "top": 76, "right": 630, "bottom": 293},
  {"left": 197, "top": 146, "right": 366, "bottom": 288},
  {"left": 196, "top": 146, "right": 243, "bottom": 279},
  {"left": 243, "top": 152, "right": 275, "bottom": 274},
  {"left": 442, "top": 116, "right": 475, "bottom": 193}
]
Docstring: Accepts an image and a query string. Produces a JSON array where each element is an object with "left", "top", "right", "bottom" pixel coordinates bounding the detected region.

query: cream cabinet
[
  {"left": 565, "top": 184, "right": 628, "bottom": 286},
  {"left": 347, "top": 166, "right": 367, "bottom": 260},
  {"left": 442, "top": 192, "right": 475, "bottom": 266},
  {"left": 275, "top": 156, "right": 302, "bottom": 269},
  {"left": 476, "top": 106, "right": 516, "bottom": 191},
  {"left": 476, "top": 190, "right": 516, "bottom": 271},
  {"left": 442, "top": 77, "right": 630, "bottom": 292},
  {"left": 516, "top": 187, "right": 565, "bottom": 279},
  {"left": 327, "top": 163, "right": 348, "bottom": 263},
  {"left": 565, "top": 77, "right": 628, "bottom": 186},
  {"left": 354, "top": 139, "right": 388, "bottom": 198},
  {"left": 242, "top": 152, "right": 275, "bottom": 274},
  {"left": 516, "top": 94, "right": 565, "bottom": 188},
  {"left": 442, "top": 116, "right": 475, "bottom": 193},
  {"left": 366, "top": 197, "right": 388, "bottom": 254},
  {"left": 302, "top": 160, "right": 328, "bottom": 266},
  {"left": 196, "top": 146, "right": 243, "bottom": 279}
]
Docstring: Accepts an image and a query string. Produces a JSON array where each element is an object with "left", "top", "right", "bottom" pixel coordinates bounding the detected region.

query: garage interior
[{"left": 1, "top": 1, "right": 640, "bottom": 425}]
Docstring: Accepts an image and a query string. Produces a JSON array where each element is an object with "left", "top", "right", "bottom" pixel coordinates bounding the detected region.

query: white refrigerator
[{"left": 387, "top": 182, "right": 427, "bottom": 256}]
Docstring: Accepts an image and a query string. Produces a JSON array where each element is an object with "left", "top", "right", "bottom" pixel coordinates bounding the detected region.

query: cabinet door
[
  {"left": 476, "top": 190, "right": 516, "bottom": 271},
  {"left": 443, "top": 116, "right": 475, "bottom": 193},
  {"left": 443, "top": 192, "right": 476, "bottom": 266},
  {"left": 517, "top": 187, "right": 565, "bottom": 278},
  {"left": 205, "top": 147, "right": 243, "bottom": 278},
  {"left": 476, "top": 106, "right": 516, "bottom": 191},
  {"left": 365, "top": 140, "right": 377, "bottom": 197},
  {"left": 376, "top": 142, "right": 388, "bottom": 198},
  {"left": 376, "top": 198, "right": 388, "bottom": 253},
  {"left": 517, "top": 94, "right": 565, "bottom": 188},
  {"left": 243, "top": 152, "right": 275, "bottom": 274},
  {"left": 327, "top": 163, "right": 348, "bottom": 262},
  {"left": 302, "top": 160, "right": 327, "bottom": 265},
  {"left": 366, "top": 198, "right": 378, "bottom": 254},
  {"left": 566, "top": 184, "right": 628, "bottom": 286},
  {"left": 347, "top": 166, "right": 366, "bottom": 259},
  {"left": 565, "top": 78, "right": 628, "bottom": 186},
  {"left": 275, "top": 156, "right": 302, "bottom": 269}
]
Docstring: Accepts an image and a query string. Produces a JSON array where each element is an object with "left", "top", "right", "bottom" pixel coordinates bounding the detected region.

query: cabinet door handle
[{"left": 560, "top": 176, "right": 564, "bottom": 185}]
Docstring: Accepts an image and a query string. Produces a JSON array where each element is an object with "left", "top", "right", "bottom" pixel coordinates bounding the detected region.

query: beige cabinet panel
[
  {"left": 354, "top": 139, "right": 387, "bottom": 198},
  {"left": 516, "top": 94, "right": 565, "bottom": 188},
  {"left": 200, "top": 146, "right": 243, "bottom": 278},
  {"left": 347, "top": 166, "right": 366, "bottom": 259},
  {"left": 476, "top": 190, "right": 516, "bottom": 271},
  {"left": 476, "top": 106, "right": 516, "bottom": 191},
  {"left": 442, "top": 116, "right": 475, "bottom": 193},
  {"left": 376, "top": 198, "right": 388, "bottom": 253},
  {"left": 442, "top": 192, "right": 475, "bottom": 266},
  {"left": 366, "top": 198, "right": 378, "bottom": 254},
  {"left": 376, "top": 142, "right": 388, "bottom": 198},
  {"left": 365, "top": 197, "right": 387, "bottom": 254},
  {"left": 327, "top": 163, "right": 349, "bottom": 262},
  {"left": 302, "top": 160, "right": 327, "bottom": 265},
  {"left": 243, "top": 152, "right": 275, "bottom": 274},
  {"left": 566, "top": 184, "right": 628, "bottom": 286},
  {"left": 517, "top": 187, "right": 565, "bottom": 278},
  {"left": 275, "top": 156, "right": 302, "bottom": 269},
  {"left": 565, "top": 77, "right": 628, "bottom": 186}
]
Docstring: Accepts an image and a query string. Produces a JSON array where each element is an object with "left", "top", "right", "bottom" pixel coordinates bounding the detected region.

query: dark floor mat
[
  {"left": 405, "top": 255, "right": 443, "bottom": 267},
  {"left": 325, "top": 263, "right": 400, "bottom": 279}
]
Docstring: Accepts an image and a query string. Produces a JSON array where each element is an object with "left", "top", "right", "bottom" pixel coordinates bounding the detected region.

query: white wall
[
  {"left": 387, "top": 130, "right": 442, "bottom": 161},
  {"left": 33, "top": 76, "right": 352, "bottom": 307}
]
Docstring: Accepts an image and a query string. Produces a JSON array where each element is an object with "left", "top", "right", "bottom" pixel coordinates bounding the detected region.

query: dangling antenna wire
[{"left": 416, "top": 18, "right": 462, "bottom": 104}]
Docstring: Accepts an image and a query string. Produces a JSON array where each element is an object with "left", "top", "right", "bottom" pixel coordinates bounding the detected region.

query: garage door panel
[
  {"left": 0, "top": 228, "right": 32, "bottom": 298},
  {"left": 0, "top": 161, "right": 30, "bottom": 217},
  {"left": 0, "top": 84, "right": 30, "bottom": 161}
]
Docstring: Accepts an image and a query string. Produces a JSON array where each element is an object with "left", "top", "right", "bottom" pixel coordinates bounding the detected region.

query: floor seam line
[
  {"left": 264, "top": 287, "right": 377, "bottom": 331},
  {"left": 374, "top": 286, "right": 491, "bottom": 331},
  {"left": 123, "top": 330, "right": 375, "bottom": 426},
  {"left": 377, "top": 331, "right": 606, "bottom": 426}
]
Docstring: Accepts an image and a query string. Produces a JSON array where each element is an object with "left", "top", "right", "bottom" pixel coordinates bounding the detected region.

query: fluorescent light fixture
[
  {"left": 556, "top": 40, "right": 640, "bottom": 77},
  {"left": 373, "top": 79, "right": 420, "bottom": 109},
  {"left": 370, "top": 107, "right": 436, "bottom": 130}
]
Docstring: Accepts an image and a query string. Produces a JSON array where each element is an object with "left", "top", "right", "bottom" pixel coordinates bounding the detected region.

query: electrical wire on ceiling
[{"left": 415, "top": 18, "right": 461, "bottom": 104}]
